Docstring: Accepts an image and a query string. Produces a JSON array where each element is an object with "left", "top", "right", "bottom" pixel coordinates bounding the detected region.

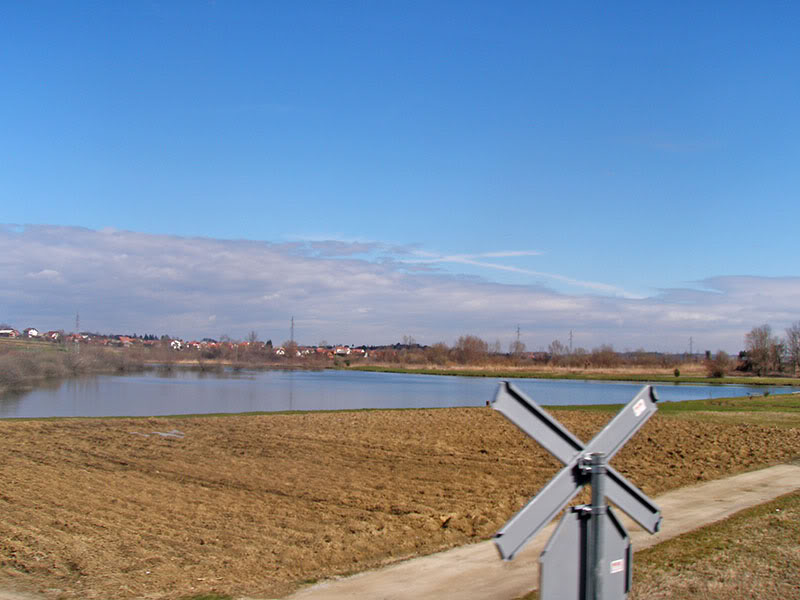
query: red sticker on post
[
  {"left": 633, "top": 398, "right": 646, "bottom": 417},
  {"left": 610, "top": 559, "right": 625, "bottom": 574}
]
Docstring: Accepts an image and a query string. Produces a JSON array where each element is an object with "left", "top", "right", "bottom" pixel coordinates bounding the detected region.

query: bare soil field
[{"left": 1, "top": 408, "right": 798, "bottom": 599}]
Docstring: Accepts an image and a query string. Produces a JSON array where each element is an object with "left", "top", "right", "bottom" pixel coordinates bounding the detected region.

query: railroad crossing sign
[{"left": 491, "top": 382, "right": 662, "bottom": 600}]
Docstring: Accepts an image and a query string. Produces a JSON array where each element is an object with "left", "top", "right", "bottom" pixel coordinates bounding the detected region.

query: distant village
[
  {"left": 0, "top": 323, "right": 694, "bottom": 369},
  {"left": 0, "top": 325, "right": 368, "bottom": 360},
  {"left": 3, "top": 321, "right": 797, "bottom": 376}
]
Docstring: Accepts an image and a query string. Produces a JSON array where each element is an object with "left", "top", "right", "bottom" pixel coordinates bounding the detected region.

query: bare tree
[
  {"left": 454, "top": 335, "right": 488, "bottom": 364},
  {"left": 425, "top": 342, "right": 449, "bottom": 365},
  {"left": 591, "top": 344, "right": 620, "bottom": 368},
  {"left": 247, "top": 330, "right": 259, "bottom": 344},
  {"left": 509, "top": 339, "right": 527, "bottom": 356},
  {"left": 786, "top": 322, "right": 800, "bottom": 375},
  {"left": 745, "top": 324, "right": 777, "bottom": 375},
  {"left": 770, "top": 340, "right": 786, "bottom": 373},
  {"left": 548, "top": 339, "right": 567, "bottom": 357},
  {"left": 705, "top": 350, "right": 731, "bottom": 378},
  {"left": 282, "top": 339, "right": 299, "bottom": 358},
  {"left": 564, "top": 347, "right": 589, "bottom": 368}
]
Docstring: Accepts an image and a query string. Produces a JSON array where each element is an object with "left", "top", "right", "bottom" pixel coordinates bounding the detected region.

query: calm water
[{"left": 1, "top": 369, "right": 797, "bottom": 419}]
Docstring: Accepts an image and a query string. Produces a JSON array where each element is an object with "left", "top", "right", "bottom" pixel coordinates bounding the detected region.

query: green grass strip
[{"left": 346, "top": 365, "right": 800, "bottom": 387}]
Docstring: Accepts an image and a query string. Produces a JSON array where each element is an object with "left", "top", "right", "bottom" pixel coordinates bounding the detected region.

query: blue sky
[{"left": 2, "top": 2, "right": 799, "bottom": 351}]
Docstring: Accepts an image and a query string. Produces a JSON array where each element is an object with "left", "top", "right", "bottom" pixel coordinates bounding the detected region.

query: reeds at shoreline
[{"left": 0, "top": 345, "right": 146, "bottom": 392}]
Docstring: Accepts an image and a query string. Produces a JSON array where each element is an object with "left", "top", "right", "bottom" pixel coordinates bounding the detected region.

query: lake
[{"left": 1, "top": 368, "right": 796, "bottom": 419}]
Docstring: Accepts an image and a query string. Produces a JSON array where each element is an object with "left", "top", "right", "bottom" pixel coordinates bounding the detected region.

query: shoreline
[
  {"left": 345, "top": 364, "right": 800, "bottom": 387},
  {"left": 0, "top": 363, "right": 800, "bottom": 420},
  {"left": 4, "top": 339, "right": 800, "bottom": 396}
]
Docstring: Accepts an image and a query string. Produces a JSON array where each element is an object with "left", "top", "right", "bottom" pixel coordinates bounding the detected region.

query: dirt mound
[{"left": 0, "top": 409, "right": 797, "bottom": 599}]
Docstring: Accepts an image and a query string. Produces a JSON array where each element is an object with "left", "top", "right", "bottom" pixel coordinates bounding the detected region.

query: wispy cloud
[
  {"left": 1, "top": 225, "right": 796, "bottom": 352},
  {"left": 408, "top": 250, "right": 543, "bottom": 262},
  {"left": 401, "top": 250, "right": 639, "bottom": 298}
]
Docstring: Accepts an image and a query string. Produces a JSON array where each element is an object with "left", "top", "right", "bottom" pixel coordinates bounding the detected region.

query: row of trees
[
  {"left": 368, "top": 336, "right": 494, "bottom": 365},
  {"left": 369, "top": 335, "right": 686, "bottom": 369},
  {"left": 197, "top": 324, "right": 800, "bottom": 375},
  {"left": 369, "top": 325, "right": 800, "bottom": 377},
  {"left": 743, "top": 323, "right": 800, "bottom": 375},
  {"left": 544, "top": 342, "right": 677, "bottom": 368}
]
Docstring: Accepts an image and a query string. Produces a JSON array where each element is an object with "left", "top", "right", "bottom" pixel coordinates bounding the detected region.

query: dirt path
[
  {"left": 0, "top": 590, "right": 46, "bottom": 600},
  {"left": 286, "top": 463, "right": 800, "bottom": 600}
]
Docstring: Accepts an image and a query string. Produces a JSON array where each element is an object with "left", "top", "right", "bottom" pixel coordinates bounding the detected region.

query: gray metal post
[
  {"left": 588, "top": 452, "right": 607, "bottom": 600},
  {"left": 492, "top": 382, "right": 661, "bottom": 600}
]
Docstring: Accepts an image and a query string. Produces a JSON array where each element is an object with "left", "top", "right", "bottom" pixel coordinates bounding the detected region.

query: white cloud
[
  {"left": 26, "top": 269, "right": 61, "bottom": 280},
  {"left": 1, "top": 225, "right": 798, "bottom": 352},
  {"left": 401, "top": 250, "right": 639, "bottom": 298}
]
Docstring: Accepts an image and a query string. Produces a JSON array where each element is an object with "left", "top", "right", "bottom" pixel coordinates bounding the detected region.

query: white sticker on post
[
  {"left": 610, "top": 559, "right": 625, "bottom": 574},
  {"left": 633, "top": 398, "right": 646, "bottom": 417}
]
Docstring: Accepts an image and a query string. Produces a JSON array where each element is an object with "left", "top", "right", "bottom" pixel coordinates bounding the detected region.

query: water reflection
[
  {"left": 1, "top": 369, "right": 797, "bottom": 419},
  {"left": 288, "top": 370, "right": 294, "bottom": 412},
  {"left": 0, "top": 392, "right": 23, "bottom": 416}
]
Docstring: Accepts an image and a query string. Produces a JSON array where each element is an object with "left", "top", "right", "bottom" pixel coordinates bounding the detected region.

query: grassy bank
[
  {"left": 348, "top": 364, "right": 800, "bottom": 387},
  {"left": 518, "top": 490, "right": 800, "bottom": 600},
  {"left": 551, "top": 393, "right": 800, "bottom": 429},
  {"left": 630, "top": 490, "right": 800, "bottom": 599},
  {"left": 6, "top": 338, "right": 799, "bottom": 397}
]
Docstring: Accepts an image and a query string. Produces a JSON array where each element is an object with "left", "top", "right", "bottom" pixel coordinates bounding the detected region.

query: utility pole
[
  {"left": 569, "top": 330, "right": 573, "bottom": 354},
  {"left": 74, "top": 311, "right": 81, "bottom": 354},
  {"left": 689, "top": 337, "right": 693, "bottom": 359},
  {"left": 290, "top": 316, "right": 295, "bottom": 344}
]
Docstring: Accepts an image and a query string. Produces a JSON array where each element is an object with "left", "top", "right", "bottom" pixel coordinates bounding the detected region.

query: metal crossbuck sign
[{"left": 491, "top": 382, "right": 662, "bottom": 600}]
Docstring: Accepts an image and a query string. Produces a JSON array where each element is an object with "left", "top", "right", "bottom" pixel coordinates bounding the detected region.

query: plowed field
[{"left": 1, "top": 408, "right": 798, "bottom": 599}]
